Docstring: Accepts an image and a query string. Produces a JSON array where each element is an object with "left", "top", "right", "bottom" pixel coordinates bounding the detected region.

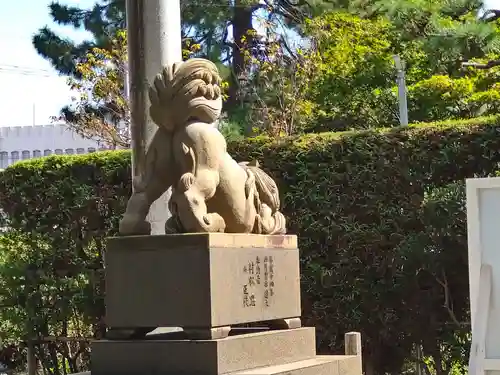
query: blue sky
[
  {"left": 1, "top": 0, "right": 500, "bottom": 127},
  {"left": 0, "top": 0, "right": 94, "bottom": 127}
]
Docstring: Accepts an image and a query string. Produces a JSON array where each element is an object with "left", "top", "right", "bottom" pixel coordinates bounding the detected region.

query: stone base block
[
  {"left": 231, "top": 355, "right": 361, "bottom": 375},
  {"left": 105, "top": 233, "right": 301, "bottom": 329},
  {"left": 92, "top": 327, "right": 315, "bottom": 375},
  {"left": 78, "top": 356, "right": 361, "bottom": 375}
]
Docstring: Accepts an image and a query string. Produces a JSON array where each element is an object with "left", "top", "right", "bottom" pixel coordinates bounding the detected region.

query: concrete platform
[
  {"left": 231, "top": 355, "right": 361, "bottom": 375},
  {"left": 78, "top": 354, "right": 360, "bottom": 375},
  {"left": 92, "top": 327, "right": 316, "bottom": 375}
]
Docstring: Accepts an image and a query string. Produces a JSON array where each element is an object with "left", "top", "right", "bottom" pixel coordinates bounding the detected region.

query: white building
[{"left": 0, "top": 124, "right": 110, "bottom": 169}]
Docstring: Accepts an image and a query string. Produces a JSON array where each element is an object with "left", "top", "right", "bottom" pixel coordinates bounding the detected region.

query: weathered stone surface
[
  {"left": 119, "top": 58, "right": 286, "bottom": 236},
  {"left": 105, "top": 233, "right": 301, "bottom": 329},
  {"left": 91, "top": 328, "right": 316, "bottom": 375},
  {"left": 231, "top": 355, "right": 362, "bottom": 375}
]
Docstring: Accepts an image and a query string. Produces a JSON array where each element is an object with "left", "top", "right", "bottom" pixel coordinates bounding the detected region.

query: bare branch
[
  {"left": 262, "top": 0, "right": 304, "bottom": 24},
  {"left": 435, "top": 270, "right": 461, "bottom": 327}
]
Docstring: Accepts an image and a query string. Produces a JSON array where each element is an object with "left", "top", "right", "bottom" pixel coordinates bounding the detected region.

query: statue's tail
[
  {"left": 241, "top": 161, "right": 287, "bottom": 234},
  {"left": 148, "top": 58, "right": 223, "bottom": 131},
  {"left": 239, "top": 161, "right": 280, "bottom": 212}
]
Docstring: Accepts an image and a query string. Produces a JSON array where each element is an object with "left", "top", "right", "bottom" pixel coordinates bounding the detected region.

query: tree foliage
[
  {"left": 32, "top": 0, "right": 125, "bottom": 77},
  {"left": 55, "top": 30, "right": 209, "bottom": 148},
  {"left": 0, "top": 231, "right": 95, "bottom": 374},
  {"left": 59, "top": 30, "right": 129, "bottom": 148},
  {"left": 33, "top": 0, "right": 313, "bottom": 106},
  {"left": 397, "top": 181, "right": 469, "bottom": 375},
  {"left": 290, "top": 8, "right": 500, "bottom": 131},
  {"left": 34, "top": 0, "right": 500, "bottom": 135},
  {"left": 302, "top": 13, "right": 396, "bottom": 130},
  {"left": 234, "top": 28, "right": 317, "bottom": 136}
]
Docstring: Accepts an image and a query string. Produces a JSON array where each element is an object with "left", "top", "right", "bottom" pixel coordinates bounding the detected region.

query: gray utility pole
[
  {"left": 125, "top": 0, "right": 182, "bottom": 234},
  {"left": 393, "top": 55, "right": 409, "bottom": 126}
]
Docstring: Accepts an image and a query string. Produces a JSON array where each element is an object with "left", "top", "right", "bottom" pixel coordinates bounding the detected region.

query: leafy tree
[
  {"left": 325, "top": 0, "right": 498, "bottom": 72},
  {"left": 34, "top": 0, "right": 500, "bottom": 136},
  {"left": 0, "top": 230, "right": 95, "bottom": 375},
  {"left": 301, "top": 13, "right": 396, "bottom": 131},
  {"left": 236, "top": 29, "right": 318, "bottom": 136},
  {"left": 462, "top": 9, "right": 500, "bottom": 69},
  {"left": 57, "top": 30, "right": 205, "bottom": 148},
  {"left": 32, "top": 0, "right": 316, "bottom": 107},
  {"left": 396, "top": 181, "right": 469, "bottom": 375},
  {"left": 33, "top": 0, "right": 125, "bottom": 77},
  {"left": 38, "top": 2, "right": 500, "bottom": 136},
  {"left": 407, "top": 72, "right": 500, "bottom": 121},
  {"left": 284, "top": 7, "right": 500, "bottom": 131},
  {"left": 57, "top": 30, "right": 129, "bottom": 148}
]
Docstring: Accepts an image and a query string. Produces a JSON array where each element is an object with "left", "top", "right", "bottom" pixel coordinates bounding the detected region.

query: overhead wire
[{"left": 0, "top": 64, "right": 54, "bottom": 78}]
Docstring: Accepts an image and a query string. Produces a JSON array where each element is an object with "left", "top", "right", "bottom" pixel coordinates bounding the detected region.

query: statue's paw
[
  {"left": 203, "top": 213, "right": 226, "bottom": 232},
  {"left": 270, "top": 212, "right": 287, "bottom": 235},
  {"left": 256, "top": 211, "right": 287, "bottom": 235},
  {"left": 119, "top": 215, "right": 151, "bottom": 235}
]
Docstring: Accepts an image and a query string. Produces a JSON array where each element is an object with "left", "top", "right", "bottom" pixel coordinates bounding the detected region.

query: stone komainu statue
[{"left": 119, "top": 58, "right": 286, "bottom": 236}]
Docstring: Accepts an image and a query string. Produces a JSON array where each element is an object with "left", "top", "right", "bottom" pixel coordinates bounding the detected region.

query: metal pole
[
  {"left": 125, "top": 0, "right": 182, "bottom": 234},
  {"left": 125, "top": 0, "right": 147, "bottom": 181},
  {"left": 393, "top": 55, "right": 409, "bottom": 126},
  {"left": 143, "top": 0, "right": 182, "bottom": 143}
]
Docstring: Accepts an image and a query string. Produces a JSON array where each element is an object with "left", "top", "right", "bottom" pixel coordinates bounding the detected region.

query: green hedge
[{"left": 1, "top": 115, "right": 499, "bottom": 374}]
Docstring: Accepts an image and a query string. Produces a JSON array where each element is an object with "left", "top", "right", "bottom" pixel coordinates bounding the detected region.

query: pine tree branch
[
  {"left": 481, "top": 9, "right": 500, "bottom": 23},
  {"left": 48, "top": 2, "right": 86, "bottom": 28},
  {"left": 32, "top": 27, "right": 94, "bottom": 77},
  {"left": 460, "top": 10, "right": 500, "bottom": 70},
  {"left": 462, "top": 59, "right": 500, "bottom": 69}
]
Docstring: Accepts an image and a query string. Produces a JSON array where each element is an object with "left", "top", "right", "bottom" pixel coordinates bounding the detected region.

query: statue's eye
[{"left": 192, "top": 198, "right": 199, "bottom": 205}]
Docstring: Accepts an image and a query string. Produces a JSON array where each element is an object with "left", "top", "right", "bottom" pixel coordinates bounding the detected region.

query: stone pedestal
[
  {"left": 91, "top": 233, "right": 363, "bottom": 375},
  {"left": 105, "top": 233, "right": 301, "bottom": 336}
]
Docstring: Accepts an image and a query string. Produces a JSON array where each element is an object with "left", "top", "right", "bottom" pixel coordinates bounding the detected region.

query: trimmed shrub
[
  {"left": 1, "top": 115, "right": 499, "bottom": 374},
  {"left": 0, "top": 151, "right": 131, "bottom": 374}
]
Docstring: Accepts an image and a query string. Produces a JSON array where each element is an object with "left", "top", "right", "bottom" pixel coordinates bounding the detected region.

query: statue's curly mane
[{"left": 149, "top": 59, "right": 223, "bottom": 131}]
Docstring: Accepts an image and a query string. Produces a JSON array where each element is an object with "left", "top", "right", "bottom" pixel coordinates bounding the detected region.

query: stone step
[
  {"left": 91, "top": 327, "right": 317, "bottom": 375},
  {"left": 230, "top": 355, "right": 361, "bottom": 375}
]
